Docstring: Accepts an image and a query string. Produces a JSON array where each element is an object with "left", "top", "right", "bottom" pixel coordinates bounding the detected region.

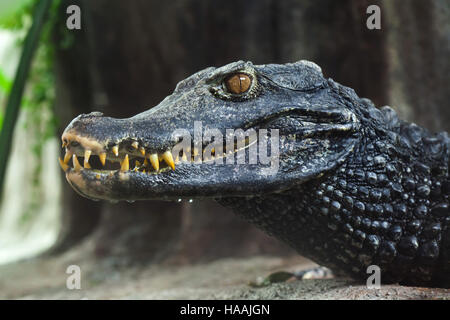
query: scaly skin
[{"left": 59, "top": 61, "right": 450, "bottom": 287}]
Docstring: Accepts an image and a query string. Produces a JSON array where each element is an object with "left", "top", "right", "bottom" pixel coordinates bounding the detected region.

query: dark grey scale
[
  {"left": 326, "top": 185, "right": 334, "bottom": 195},
  {"left": 365, "top": 203, "right": 374, "bottom": 217},
  {"left": 384, "top": 203, "right": 394, "bottom": 216},
  {"left": 370, "top": 220, "right": 381, "bottom": 233},
  {"left": 360, "top": 235, "right": 381, "bottom": 266},
  {"left": 334, "top": 190, "right": 344, "bottom": 199},
  {"left": 343, "top": 196, "right": 353, "bottom": 209},
  {"left": 414, "top": 162, "right": 431, "bottom": 175},
  {"left": 372, "top": 204, "right": 384, "bottom": 217},
  {"left": 386, "top": 163, "right": 397, "bottom": 178},
  {"left": 421, "top": 222, "right": 442, "bottom": 239},
  {"left": 338, "top": 179, "right": 347, "bottom": 189},
  {"left": 377, "top": 241, "right": 397, "bottom": 264},
  {"left": 358, "top": 186, "right": 370, "bottom": 199},
  {"left": 354, "top": 169, "right": 365, "bottom": 181},
  {"left": 366, "top": 172, "right": 378, "bottom": 184},
  {"left": 406, "top": 220, "right": 421, "bottom": 235},
  {"left": 431, "top": 203, "right": 449, "bottom": 217},
  {"left": 377, "top": 174, "right": 388, "bottom": 186},
  {"left": 416, "top": 185, "right": 431, "bottom": 198},
  {"left": 361, "top": 217, "right": 372, "bottom": 231},
  {"left": 364, "top": 155, "right": 374, "bottom": 167},
  {"left": 393, "top": 203, "right": 408, "bottom": 218},
  {"left": 388, "top": 225, "right": 403, "bottom": 241},
  {"left": 369, "top": 189, "right": 382, "bottom": 202},
  {"left": 418, "top": 240, "right": 440, "bottom": 264},
  {"left": 330, "top": 201, "right": 341, "bottom": 212},
  {"left": 374, "top": 156, "right": 387, "bottom": 167},
  {"left": 397, "top": 235, "right": 419, "bottom": 257},
  {"left": 351, "top": 215, "right": 362, "bottom": 228},
  {"left": 442, "top": 181, "right": 450, "bottom": 194},
  {"left": 381, "top": 188, "right": 391, "bottom": 201},
  {"left": 403, "top": 178, "right": 416, "bottom": 191},
  {"left": 348, "top": 184, "right": 358, "bottom": 195},
  {"left": 351, "top": 230, "right": 366, "bottom": 249},
  {"left": 380, "top": 221, "right": 391, "bottom": 235},
  {"left": 414, "top": 204, "right": 428, "bottom": 218},
  {"left": 342, "top": 223, "right": 354, "bottom": 236},
  {"left": 392, "top": 183, "right": 405, "bottom": 198},
  {"left": 354, "top": 201, "right": 365, "bottom": 213}
]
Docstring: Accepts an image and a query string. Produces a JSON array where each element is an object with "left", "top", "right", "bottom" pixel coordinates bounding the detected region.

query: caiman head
[{"left": 59, "top": 60, "right": 374, "bottom": 202}]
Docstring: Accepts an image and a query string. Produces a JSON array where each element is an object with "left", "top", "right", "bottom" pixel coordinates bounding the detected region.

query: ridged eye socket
[{"left": 224, "top": 73, "right": 252, "bottom": 94}]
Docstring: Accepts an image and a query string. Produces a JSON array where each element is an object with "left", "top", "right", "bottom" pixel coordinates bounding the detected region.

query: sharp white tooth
[
  {"left": 112, "top": 145, "right": 119, "bottom": 156},
  {"left": 162, "top": 151, "right": 175, "bottom": 170},
  {"left": 58, "top": 157, "right": 69, "bottom": 171},
  {"left": 131, "top": 141, "right": 139, "bottom": 149},
  {"left": 63, "top": 150, "right": 73, "bottom": 164},
  {"left": 99, "top": 152, "right": 106, "bottom": 166},
  {"left": 84, "top": 150, "right": 91, "bottom": 168},
  {"left": 149, "top": 154, "right": 159, "bottom": 171},
  {"left": 120, "top": 154, "right": 129, "bottom": 172},
  {"left": 139, "top": 147, "right": 145, "bottom": 156},
  {"left": 72, "top": 155, "right": 82, "bottom": 172}
]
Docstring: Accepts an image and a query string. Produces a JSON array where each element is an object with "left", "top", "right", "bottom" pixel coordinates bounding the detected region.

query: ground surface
[{"left": 0, "top": 248, "right": 449, "bottom": 300}]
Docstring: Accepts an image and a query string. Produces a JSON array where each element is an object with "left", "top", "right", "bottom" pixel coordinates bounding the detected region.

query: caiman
[{"left": 59, "top": 60, "right": 450, "bottom": 288}]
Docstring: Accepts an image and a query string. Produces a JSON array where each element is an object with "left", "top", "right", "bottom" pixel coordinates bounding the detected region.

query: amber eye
[{"left": 224, "top": 73, "right": 252, "bottom": 94}]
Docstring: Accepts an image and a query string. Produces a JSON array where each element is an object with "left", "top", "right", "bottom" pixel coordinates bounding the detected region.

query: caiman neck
[{"left": 217, "top": 128, "right": 450, "bottom": 285}]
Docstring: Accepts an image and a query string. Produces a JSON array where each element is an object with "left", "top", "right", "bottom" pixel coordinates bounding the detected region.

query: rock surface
[{"left": 0, "top": 252, "right": 448, "bottom": 300}]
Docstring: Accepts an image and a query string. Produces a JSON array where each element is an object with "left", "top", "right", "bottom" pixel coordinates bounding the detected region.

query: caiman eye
[{"left": 224, "top": 73, "right": 252, "bottom": 94}]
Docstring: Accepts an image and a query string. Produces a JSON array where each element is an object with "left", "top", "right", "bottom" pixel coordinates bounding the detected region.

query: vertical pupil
[{"left": 226, "top": 73, "right": 251, "bottom": 94}]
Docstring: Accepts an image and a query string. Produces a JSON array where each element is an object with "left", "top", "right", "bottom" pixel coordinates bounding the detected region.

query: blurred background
[{"left": 0, "top": 0, "right": 449, "bottom": 298}]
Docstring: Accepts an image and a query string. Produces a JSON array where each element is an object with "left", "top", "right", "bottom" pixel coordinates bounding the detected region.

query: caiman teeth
[
  {"left": 120, "top": 154, "right": 129, "bottom": 172},
  {"left": 149, "top": 153, "right": 159, "bottom": 171},
  {"left": 84, "top": 150, "right": 92, "bottom": 169},
  {"left": 63, "top": 150, "right": 73, "bottom": 164},
  {"left": 112, "top": 145, "right": 119, "bottom": 157},
  {"left": 58, "top": 157, "right": 69, "bottom": 171},
  {"left": 131, "top": 141, "right": 139, "bottom": 149},
  {"left": 73, "top": 155, "right": 82, "bottom": 172},
  {"left": 99, "top": 152, "right": 106, "bottom": 166},
  {"left": 162, "top": 151, "right": 175, "bottom": 170},
  {"left": 139, "top": 147, "right": 146, "bottom": 156}
]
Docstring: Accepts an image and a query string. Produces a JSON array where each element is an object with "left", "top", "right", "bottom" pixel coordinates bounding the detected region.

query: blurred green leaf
[
  {"left": 0, "top": 0, "right": 33, "bottom": 28},
  {"left": 0, "top": 0, "right": 52, "bottom": 201},
  {"left": 0, "top": 67, "right": 12, "bottom": 92}
]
